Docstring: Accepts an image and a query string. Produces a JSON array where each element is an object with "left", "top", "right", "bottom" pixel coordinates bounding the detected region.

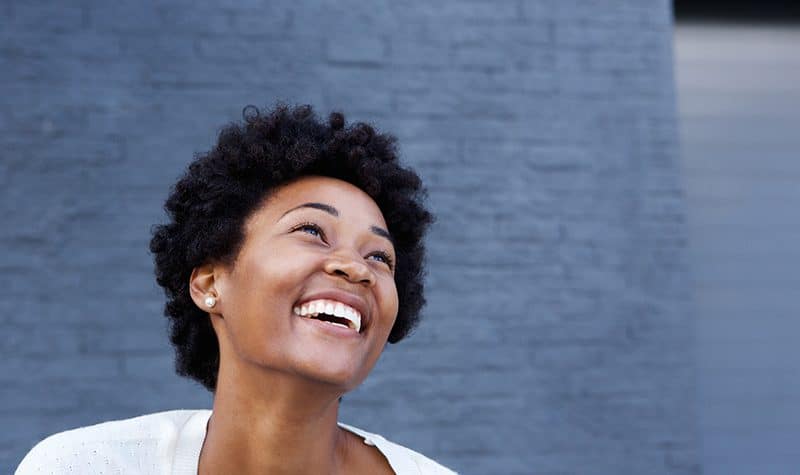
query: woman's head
[{"left": 149, "top": 103, "right": 433, "bottom": 392}]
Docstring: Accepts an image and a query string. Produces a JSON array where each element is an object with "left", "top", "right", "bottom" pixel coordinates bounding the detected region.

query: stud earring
[{"left": 204, "top": 296, "right": 216, "bottom": 308}]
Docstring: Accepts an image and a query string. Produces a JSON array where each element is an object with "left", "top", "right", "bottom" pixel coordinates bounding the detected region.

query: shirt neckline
[{"left": 172, "top": 409, "right": 418, "bottom": 475}]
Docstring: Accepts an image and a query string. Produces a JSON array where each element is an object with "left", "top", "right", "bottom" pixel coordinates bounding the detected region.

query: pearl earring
[{"left": 204, "top": 296, "right": 216, "bottom": 308}]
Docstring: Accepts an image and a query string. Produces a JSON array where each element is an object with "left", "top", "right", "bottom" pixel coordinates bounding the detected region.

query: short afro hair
[{"left": 149, "top": 103, "right": 434, "bottom": 392}]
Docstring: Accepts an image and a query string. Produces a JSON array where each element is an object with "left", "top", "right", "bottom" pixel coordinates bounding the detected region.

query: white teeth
[
  {"left": 333, "top": 302, "right": 346, "bottom": 318},
  {"left": 294, "top": 298, "right": 363, "bottom": 333}
]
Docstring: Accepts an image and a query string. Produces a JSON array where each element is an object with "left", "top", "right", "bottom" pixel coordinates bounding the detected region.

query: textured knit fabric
[{"left": 15, "top": 410, "right": 457, "bottom": 475}]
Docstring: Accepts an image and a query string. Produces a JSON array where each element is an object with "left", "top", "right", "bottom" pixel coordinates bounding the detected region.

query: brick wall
[{"left": 1, "top": 1, "right": 698, "bottom": 473}]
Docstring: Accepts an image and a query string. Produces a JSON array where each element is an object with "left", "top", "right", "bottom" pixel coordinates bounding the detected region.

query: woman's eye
[
  {"left": 369, "top": 252, "right": 394, "bottom": 269},
  {"left": 293, "top": 222, "right": 325, "bottom": 239},
  {"left": 301, "top": 225, "right": 320, "bottom": 236}
]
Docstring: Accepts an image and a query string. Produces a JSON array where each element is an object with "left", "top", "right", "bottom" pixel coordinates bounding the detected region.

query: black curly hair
[{"left": 149, "top": 103, "right": 434, "bottom": 392}]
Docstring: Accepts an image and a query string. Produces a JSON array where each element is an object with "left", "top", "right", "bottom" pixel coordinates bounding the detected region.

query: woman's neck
[{"left": 198, "top": 365, "right": 352, "bottom": 475}]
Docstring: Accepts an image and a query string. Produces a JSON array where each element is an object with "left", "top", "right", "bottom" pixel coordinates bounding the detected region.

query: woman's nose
[{"left": 323, "top": 252, "right": 376, "bottom": 286}]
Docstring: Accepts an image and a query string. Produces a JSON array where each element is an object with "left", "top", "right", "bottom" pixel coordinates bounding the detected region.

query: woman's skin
[{"left": 189, "top": 175, "right": 398, "bottom": 474}]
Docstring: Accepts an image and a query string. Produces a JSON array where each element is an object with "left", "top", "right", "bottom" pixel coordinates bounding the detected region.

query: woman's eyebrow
[
  {"left": 369, "top": 225, "right": 394, "bottom": 246},
  {"left": 280, "top": 202, "right": 338, "bottom": 219},
  {"left": 280, "top": 201, "right": 394, "bottom": 247}
]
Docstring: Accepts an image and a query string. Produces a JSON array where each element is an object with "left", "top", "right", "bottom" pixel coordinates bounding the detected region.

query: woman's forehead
[{"left": 262, "top": 175, "right": 388, "bottom": 226}]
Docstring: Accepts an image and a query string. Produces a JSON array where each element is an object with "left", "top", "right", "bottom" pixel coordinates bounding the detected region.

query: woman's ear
[{"left": 189, "top": 263, "right": 221, "bottom": 314}]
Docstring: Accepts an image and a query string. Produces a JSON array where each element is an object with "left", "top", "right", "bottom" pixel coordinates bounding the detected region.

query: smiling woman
[{"left": 15, "top": 104, "right": 455, "bottom": 475}]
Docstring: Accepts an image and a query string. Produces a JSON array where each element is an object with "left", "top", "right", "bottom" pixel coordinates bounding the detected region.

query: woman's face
[{"left": 210, "top": 175, "right": 399, "bottom": 392}]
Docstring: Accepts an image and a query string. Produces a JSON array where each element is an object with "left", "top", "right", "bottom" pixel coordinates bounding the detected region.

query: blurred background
[
  {"left": 674, "top": 0, "right": 800, "bottom": 473},
  {"left": 0, "top": 1, "right": 796, "bottom": 474}
]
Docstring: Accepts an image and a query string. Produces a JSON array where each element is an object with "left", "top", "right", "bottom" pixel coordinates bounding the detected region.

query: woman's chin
[
  {"left": 301, "top": 355, "right": 368, "bottom": 383},
  {"left": 286, "top": 317, "right": 380, "bottom": 389},
  {"left": 290, "top": 353, "right": 372, "bottom": 392}
]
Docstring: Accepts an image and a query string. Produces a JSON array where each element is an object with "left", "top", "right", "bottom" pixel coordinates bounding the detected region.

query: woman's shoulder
[
  {"left": 15, "top": 409, "right": 210, "bottom": 475},
  {"left": 338, "top": 422, "right": 458, "bottom": 475}
]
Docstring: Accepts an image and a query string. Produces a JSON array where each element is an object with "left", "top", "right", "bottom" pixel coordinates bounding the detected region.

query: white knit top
[{"left": 15, "top": 410, "right": 456, "bottom": 475}]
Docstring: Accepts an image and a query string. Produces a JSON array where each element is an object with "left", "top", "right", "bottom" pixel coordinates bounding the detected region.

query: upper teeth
[{"left": 293, "top": 299, "right": 362, "bottom": 332}]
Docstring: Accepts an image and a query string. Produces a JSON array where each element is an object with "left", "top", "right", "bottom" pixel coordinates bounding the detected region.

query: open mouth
[{"left": 293, "top": 299, "right": 362, "bottom": 333}]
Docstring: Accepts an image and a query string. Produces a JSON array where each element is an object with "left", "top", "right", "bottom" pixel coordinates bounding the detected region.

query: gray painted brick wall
[{"left": 1, "top": 1, "right": 698, "bottom": 473}]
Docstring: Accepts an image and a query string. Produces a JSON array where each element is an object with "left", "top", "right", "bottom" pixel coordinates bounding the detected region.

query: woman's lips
[{"left": 294, "top": 289, "right": 370, "bottom": 331}]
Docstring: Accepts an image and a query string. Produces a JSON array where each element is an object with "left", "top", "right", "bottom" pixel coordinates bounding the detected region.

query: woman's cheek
[{"left": 380, "top": 282, "right": 400, "bottom": 334}]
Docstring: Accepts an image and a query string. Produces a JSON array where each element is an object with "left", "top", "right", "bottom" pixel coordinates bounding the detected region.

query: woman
[{"left": 16, "top": 104, "right": 456, "bottom": 474}]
